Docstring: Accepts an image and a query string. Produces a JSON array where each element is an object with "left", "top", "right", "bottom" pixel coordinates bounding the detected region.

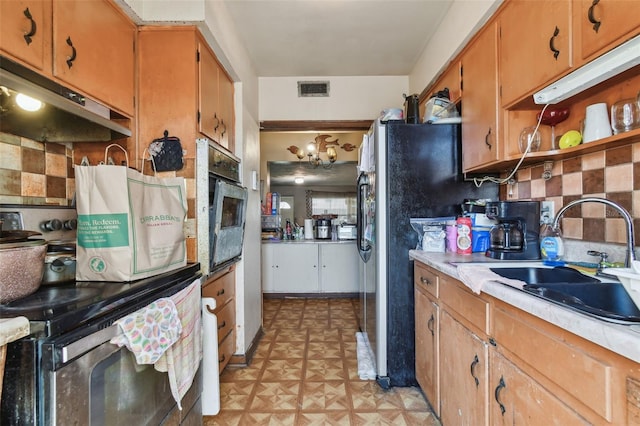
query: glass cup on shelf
[
  {"left": 611, "top": 99, "right": 640, "bottom": 134},
  {"left": 518, "top": 126, "right": 541, "bottom": 153}
]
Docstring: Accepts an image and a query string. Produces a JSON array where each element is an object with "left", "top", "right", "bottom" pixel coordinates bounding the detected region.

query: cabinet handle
[
  {"left": 218, "top": 320, "right": 226, "bottom": 330},
  {"left": 470, "top": 354, "right": 480, "bottom": 388},
  {"left": 549, "top": 26, "right": 560, "bottom": 60},
  {"left": 216, "top": 288, "right": 225, "bottom": 296},
  {"left": 219, "top": 353, "right": 226, "bottom": 363},
  {"left": 588, "top": 0, "right": 601, "bottom": 33},
  {"left": 65, "top": 36, "right": 77, "bottom": 69},
  {"left": 23, "top": 8, "right": 37, "bottom": 45},
  {"left": 494, "top": 376, "right": 506, "bottom": 416},
  {"left": 420, "top": 276, "right": 431, "bottom": 285},
  {"left": 484, "top": 128, "right": 492, "bottom": 150},
  {"left": 427, "top": 314, "right": 435, "bottom": 336},
  {"left": 213, "top": 113, "right": 220, "bottom": 130},
  {"left": 220, "top": 120, "right": 227, "bottom": 137}
]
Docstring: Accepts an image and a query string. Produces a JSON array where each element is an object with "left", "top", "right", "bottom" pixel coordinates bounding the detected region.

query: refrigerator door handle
[{"left": 357, "top": 172, "right": 372, "bottom": 262}]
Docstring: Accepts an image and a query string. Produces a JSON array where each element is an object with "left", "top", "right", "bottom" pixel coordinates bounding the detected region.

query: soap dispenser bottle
[{"left": 540, "top": 224, "right": 564, "bottom": 261}]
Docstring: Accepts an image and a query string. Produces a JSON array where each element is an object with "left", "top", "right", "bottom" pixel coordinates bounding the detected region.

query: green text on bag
[{"left": 77, "top": 213, "right": 129, "bottom": 248}]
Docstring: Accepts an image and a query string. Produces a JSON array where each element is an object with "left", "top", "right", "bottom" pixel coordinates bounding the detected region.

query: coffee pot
[{"left": 485, "top": 201, "right": 541, "bottom": 260}]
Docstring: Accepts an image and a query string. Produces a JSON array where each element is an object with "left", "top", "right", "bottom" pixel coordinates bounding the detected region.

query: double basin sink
[{"left": 488, "top": 265, "right": 640, "bottom": 323}]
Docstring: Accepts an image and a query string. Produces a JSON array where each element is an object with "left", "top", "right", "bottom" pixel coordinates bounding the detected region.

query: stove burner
[{"left": 1, "top": 287, "right": 100, "bottom": 311}]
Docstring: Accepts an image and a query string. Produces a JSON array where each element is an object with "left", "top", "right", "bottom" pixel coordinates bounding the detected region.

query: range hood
[{"left": 0, "top": 56, "right": 131, "bottom": 143}]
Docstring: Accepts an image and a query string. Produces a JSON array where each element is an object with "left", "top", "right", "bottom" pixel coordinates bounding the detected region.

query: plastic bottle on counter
[
  {"left": 540, "top": 224, "right": 564, "bottom": 261},
  {"left": 456, "top": 216, "right": 472, "bottom": 255},
  {"left": 445, "top": 220, "right": 457, "bottom": 253},
  {"left": 285, "top": 219, "right": 292, "bottom": 240}
]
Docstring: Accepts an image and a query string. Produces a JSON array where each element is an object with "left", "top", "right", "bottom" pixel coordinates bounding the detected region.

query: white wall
[{"left": 259, "top": 76, "right": 408, "bottom": 121}]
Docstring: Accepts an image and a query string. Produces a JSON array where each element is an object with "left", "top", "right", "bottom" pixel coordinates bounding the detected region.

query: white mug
[{"left": 582, "top": 103, "right": 612, "bottom": 143}]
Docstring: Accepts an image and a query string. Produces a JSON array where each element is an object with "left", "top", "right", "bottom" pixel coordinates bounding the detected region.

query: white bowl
[{"left": 604, "top": 268, "right": 640, "bottom": 309}]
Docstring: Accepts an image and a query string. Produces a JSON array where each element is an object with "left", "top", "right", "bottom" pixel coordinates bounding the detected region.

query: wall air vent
[{"left": 298, "top": 81, "right": 330, "bottom": 97}]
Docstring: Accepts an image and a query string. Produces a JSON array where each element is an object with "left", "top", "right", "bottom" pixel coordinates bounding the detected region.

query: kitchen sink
[{"left": 490, "top": 266, "right": 640, "bottom": 323}]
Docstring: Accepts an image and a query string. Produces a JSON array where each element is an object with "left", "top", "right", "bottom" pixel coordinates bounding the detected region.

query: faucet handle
[{"left": 588, "top": 250, "right": 609, "bottom": 272}]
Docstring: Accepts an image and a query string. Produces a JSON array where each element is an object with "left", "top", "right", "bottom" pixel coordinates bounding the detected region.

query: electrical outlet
[{"left": 540, "top": 201, "right": 555, "bottom": 225}]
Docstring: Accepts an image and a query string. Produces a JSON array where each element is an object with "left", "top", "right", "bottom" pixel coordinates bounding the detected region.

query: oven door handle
[{"left": 61, "top": 324, "right": 120, "bottom": 363}]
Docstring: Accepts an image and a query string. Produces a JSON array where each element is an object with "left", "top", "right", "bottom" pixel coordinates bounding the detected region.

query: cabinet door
[
  {"left": 261, "top": 244, "right": 276, "bottom": 292},
  {"left": 199, "top": 42, "right": 220, "bottom": 143},
  {"left": 461, "top": 22, "right": 500, "bottom": 172},
  {"left": 415, "top": 286, "right": 439, "bottom": 416},
  {"left": 576, "top": 0, "right": 640, "bottom": 61},
  {"left": 490, "top": 351, "right": 589, "bottom": 425},
  {"left": 0, "top": 0, "right": 50, "bottom": 72},
  {"left": 499, "top": 0, "right": 572, "bottom": 106},
  {"left": 440, "top": 310, "right": 488, "bottom": 426},
  {"left": 218, "top": 71, "right": 235, "bottom": 151},
  {"left": 52, "top": 0, "right": 135, "bottom": 115},
  {"left": 319, "top": 243, "right": 358, "bottom": 293},
  {"left": 273, "top": 244, "right": 319, "bottom": 293}
]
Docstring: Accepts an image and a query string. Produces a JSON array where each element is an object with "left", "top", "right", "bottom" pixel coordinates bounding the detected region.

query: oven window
[
  {"left": 221, "top": 196, "right": 243, "bottom": 228},
  {"left": 90, "top": 348, "right": 174, "bottom": 425}
]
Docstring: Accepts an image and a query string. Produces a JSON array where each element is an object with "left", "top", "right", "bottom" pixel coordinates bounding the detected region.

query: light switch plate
[{"left": 251, "top": 170, "right": 258, "bottom": 191}]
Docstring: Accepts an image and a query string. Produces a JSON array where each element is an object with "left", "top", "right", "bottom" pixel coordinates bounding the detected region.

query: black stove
[{"left": 0, "top": 263, "right": 201, "bottom": 338}]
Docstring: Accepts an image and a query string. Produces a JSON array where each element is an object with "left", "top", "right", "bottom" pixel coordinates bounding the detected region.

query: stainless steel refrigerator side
[{"left": 373, "top": 120, "right": 389, "bottom": 386}]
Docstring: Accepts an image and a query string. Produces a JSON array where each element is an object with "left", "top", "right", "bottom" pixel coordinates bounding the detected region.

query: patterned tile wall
[
  {"left": 0, "top": 132, "right": 73, "bottom": 205},
  {"left": 507, "top": 141, "right": 639, "bottom": 246}
]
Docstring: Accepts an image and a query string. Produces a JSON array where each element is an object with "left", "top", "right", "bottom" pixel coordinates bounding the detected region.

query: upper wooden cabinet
[
  {"left": 575, "top": 0, "right": 640, "bottom": 62},
  {"left": 461, "top": 22, "right": 500, "bottom": 172},
  {"left": 0, "top": 0, "right": 135, "bottom": 116},
  {"left": 0, "top": 0, "right": 51, "bottom": 72},
  {"left": 138, "top": 26, "right": 235, "bottom": 157},
  {"left": 218, "top": 70, "right": 235, "bottom": 151},
  {"left": 498, "top": 0, "right": 572, "bottom": 107},
  {"left": 52, "top": 0, "right": 135, "bottom": 116}
]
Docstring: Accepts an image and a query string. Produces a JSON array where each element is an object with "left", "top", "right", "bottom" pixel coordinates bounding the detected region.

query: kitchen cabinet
[
  {"left": 413, "top": 259, "right": 640, "bottom": 425},
  {"left": 490, "top": 350, "right": 589, "bottom": 425},
  {"left": 498, "top": 0, "right": 572, "bottom": 107},
  {"left": 414, "top": 262, "right": 440, "bottom": 414},
  {"left": 461, "top": 22, "right": 501, "bottom": 172},
  {"left": 318, "top": 243, "right": 359, "bottom": 293},
  {"left": 202, "top": 264, "right": 236, "bottom": 373},
  {"left": 0, "top": 0, "right": 135, "bottom": 116},
  {"left": 440, "top": 310, "right": 489, "bottom": 426},
  {"left": 138, "top": 26, "right": 235, "bottom": 162},
  {"left": 575, "top": 0, "right": 640, "bottom": 62},
  {"left": 262, "top": 242, "right": 359, "bottom": 294},
  {"left": 420, "top": 60, "right": 461, "bottom": 123},
  {"left": 217, "top": 70, "right": 235, "bottom": 150},
  {"left": 0, "top": 0, "right": 51, "bottom": 72}
]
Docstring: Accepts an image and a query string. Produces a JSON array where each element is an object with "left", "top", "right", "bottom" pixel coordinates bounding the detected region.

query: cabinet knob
[
  {"left": 22, "top": 7, "right": 37, "bottom": 45},
  {"left": 218, "top": 354, "right": 226, "bottom": 364},
  {"left": 218, "top": 320, "right": 226, "bottom": 330},
  {"left": 588, "top": 0, "right": 602, "bottom": 33},
  {"left": 217, "top": 288, "right": 225, "bottom": 296},
  {"left": 420, "top": 276, "right": 431, "bottom": 285}
]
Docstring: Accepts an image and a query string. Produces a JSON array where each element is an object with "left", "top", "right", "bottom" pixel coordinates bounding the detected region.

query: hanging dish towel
[
  {"left": 457, "top": 264, "right": 526, "bottom": 294},
  {"left": 110, "top": 298, "right": 182, "bottom": 364},
  {"left": 155, "top": 279, "right": 202, "bottom": 410}
]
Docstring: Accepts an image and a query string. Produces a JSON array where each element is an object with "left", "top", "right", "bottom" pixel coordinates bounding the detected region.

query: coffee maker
[{"left": 485, "top": 200, "right": 541, "bottom": 260}]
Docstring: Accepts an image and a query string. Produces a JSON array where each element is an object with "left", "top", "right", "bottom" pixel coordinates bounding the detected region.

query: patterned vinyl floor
[{"left": 204, "top": 297, "right": 440, "bottom": 425}]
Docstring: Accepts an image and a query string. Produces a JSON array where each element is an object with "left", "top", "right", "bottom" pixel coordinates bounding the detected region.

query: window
[{"left": 310, "top": 192, "right": 356, "bottom": 217}]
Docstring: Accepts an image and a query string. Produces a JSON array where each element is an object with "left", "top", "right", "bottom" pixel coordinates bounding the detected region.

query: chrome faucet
[{"left": 552, "top": 197, "right": 637, "bottom": 268}]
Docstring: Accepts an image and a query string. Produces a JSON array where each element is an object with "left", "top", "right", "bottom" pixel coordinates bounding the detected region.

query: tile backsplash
[
  {"left": 505, "top": 141, "right": 639, "bottom": 261},
  {"left": 0, "top": 132, "right": 73, "bottom": 205}
]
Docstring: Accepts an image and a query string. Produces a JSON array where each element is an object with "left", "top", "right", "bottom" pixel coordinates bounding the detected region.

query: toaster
[{"left": 338, "top": 224, "right": 357, "bottom": 240}]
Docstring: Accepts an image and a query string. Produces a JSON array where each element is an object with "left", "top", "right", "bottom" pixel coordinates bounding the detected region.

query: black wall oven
[{"left": 208, "top": 145, "right": 247, "bottom": 273}]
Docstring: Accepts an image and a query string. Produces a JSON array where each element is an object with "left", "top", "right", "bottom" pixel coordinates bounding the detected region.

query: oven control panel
[{"left": 0, "top": 205, "right": 77, "bottom": 241}]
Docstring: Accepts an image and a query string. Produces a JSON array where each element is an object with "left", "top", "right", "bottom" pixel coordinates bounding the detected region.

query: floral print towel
[{"left": 110, "top": 298, "right": 182, "bottom": 364}]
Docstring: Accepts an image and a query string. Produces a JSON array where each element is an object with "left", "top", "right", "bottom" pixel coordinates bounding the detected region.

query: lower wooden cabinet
[
  {"left": 414, "top": 281, "right": 439, "bottom": 415},
  {"left": 490, "top": 350, "right": 589, "bottom": 425},
  {"left": 413, "top": 260, "right": 640, "bottom": 425},
  {"left": 202, "top": 265, "right": 236, "bottom": 374}
]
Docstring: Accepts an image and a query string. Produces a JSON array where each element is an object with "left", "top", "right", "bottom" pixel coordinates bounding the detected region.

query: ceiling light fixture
[
  {"left": 533, "top": 34, "right": 640, "bottom": 105},
  {"left": 288, "top": 134, "right": 339, "bottom": 169},
  {"left": 294, "top": 177, "right": 305, "bottom": 184}
]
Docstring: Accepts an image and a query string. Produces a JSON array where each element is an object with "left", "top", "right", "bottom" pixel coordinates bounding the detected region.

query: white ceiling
[{"left": 224, "top": 0, "right": 454, "bottom": 77}]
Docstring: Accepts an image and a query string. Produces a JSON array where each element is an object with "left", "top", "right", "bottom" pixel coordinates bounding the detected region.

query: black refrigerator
[{"left": 356, "top": 119, "right": 498, "bottom": 387}]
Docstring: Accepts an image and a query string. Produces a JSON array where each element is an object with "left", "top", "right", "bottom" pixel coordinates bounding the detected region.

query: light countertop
[
  {"left": 262, "top": 239, "right": 356, "bottom": 244},
  {"left": 409, "top": 250, "right": 640, "bottom": 364},
  {"left": 0, "top": 317, "right": 30, "bottom": 346}
]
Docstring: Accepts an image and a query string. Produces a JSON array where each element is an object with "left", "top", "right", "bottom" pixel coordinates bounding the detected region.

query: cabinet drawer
[
  {"left": 216, "top": 300, "right": 235, "bottom": 344},
  {"left": 218, "top": 330, "right": 234, "bottom": 373},
  {"left": 439, "top": 275, "right": 489, "bottom": 335},
  {"left": 202, "top": 269, "right": 235, "bottom": 312},
  {"left": 493, "top": 306, "right": 613, "bottom": 422},
  {"left": 414, "top": 262, "right": 439, "bottom": 298}
]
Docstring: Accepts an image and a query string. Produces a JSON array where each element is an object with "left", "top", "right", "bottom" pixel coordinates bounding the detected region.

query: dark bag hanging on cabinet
[{"left": 148, "top": 130, "right": 184, "bottom": 172}]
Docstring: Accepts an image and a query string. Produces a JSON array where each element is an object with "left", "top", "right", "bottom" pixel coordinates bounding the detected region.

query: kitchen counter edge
[
  {"left": 262, "top": 239, "right": 356, "bottom": 244},
  {"left": 409, "top": 250, "right": 640, "bottom": 364}
]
